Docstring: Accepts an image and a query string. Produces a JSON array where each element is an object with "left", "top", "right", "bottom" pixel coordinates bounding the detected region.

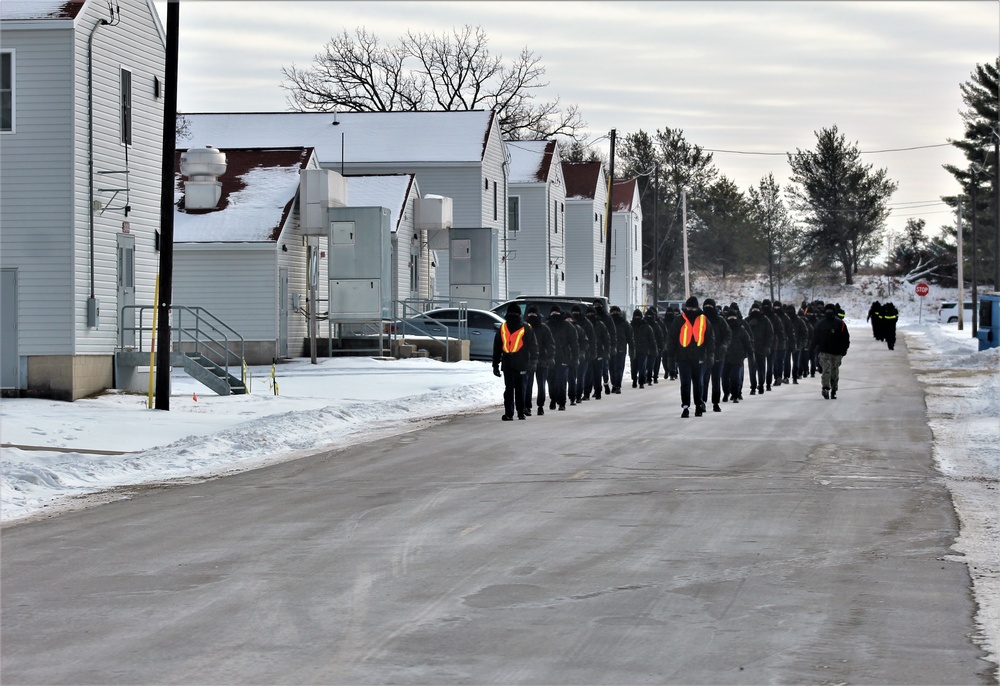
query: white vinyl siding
[
  {"left": 0, "top": 28, "right": 76, "bottom": 354},
  {"left": 563, "top": 166, "right": 608, "bottom": 299},
  {"left": 174, "top": 247, "right": 278, "bottom": 341},
  {"left": 72, "top": 0, "right": 165, "bottom": 355}
]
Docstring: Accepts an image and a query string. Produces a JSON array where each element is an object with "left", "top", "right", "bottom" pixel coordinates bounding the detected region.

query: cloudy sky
[{"left": 157, "top": 1, "right": 998, "bottom": 240}]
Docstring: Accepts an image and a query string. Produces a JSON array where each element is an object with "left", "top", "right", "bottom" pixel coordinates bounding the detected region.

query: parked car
[
  {"left": 396, "top": 308, "right": 503, "bottom": 361},
  {"left": 938, "top": 301, "right": 975, "bottom": 324},
  {"left": 492, "top": 296, "right": 600, "bottom": 320}
]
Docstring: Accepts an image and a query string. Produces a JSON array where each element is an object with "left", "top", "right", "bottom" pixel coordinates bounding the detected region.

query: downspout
[
  {"left": 87, "top": 14, "right": 111, "bottom": 326},
  {"left": 502, "top": 158, "right": 509, "bottom": 300}
]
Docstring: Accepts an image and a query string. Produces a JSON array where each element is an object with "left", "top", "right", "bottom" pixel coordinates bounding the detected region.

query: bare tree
[{"left": 281, "top": 25, "right": 584, "bottom": 140}]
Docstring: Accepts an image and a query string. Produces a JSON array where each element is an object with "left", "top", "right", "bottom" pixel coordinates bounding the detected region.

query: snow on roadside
[{"left": 902, "top": 324, "right": 1000, "bottom": 677}]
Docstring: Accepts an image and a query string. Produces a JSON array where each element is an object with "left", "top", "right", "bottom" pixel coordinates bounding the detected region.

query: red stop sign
[{"left": 915, "top": 282, "right": 930, "bottom": 297}]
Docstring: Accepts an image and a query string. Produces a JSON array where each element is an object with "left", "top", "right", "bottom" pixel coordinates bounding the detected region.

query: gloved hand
[{"left": 493, "top": 366, "right": 501, "bottom": 377}]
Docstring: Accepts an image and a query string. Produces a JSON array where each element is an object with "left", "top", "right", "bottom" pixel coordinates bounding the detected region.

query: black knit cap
[
  {"left": 704, "top": 298, "right": 716, "bottom": 309},
  {"left": 506, "top": 303, "right": 521, "bottom": 316},
  {"left": 685, "top": 296, "right": 699, "bottom": 308}
]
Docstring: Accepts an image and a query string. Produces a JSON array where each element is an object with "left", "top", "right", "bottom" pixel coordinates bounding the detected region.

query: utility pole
[
  {"left": 652, "top": 161, "right": 659, "bottom": 307},
  {"left": 682, "top": 190, "right": 690, "bottom": 299},
  {"left": 602, "top": 129, "right": 616, "bottom": 300},
  {"left": 957, "top": 199, "right": 964, "bottom": 331},
  {"left": 154, "top": 1, "right": 179, "bottom": 410},
  {"left": 971, "top": 166, "right": 980, "bottom": 336},
  {"left": 994, "top": 125, "right": 1000, "bottom": 289}
]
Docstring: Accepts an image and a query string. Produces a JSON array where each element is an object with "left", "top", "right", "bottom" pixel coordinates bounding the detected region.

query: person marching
[
  {"left": 545, "top": 305, "right": 579, "bottom": 412},
  {"left": 585, "top": 305, "right": 611, "bottom": 399},
  {"left": 594, "top": 303, "right": 617, "bottom": 396},
  {"left": 812, "top": 302, "right": 850, "bottom": 400},
  {"left": 881, "top": 301, "right": 898, "bottom": 350},
  {"left": 666, "top": 296, "right": 714, "bottom": 417},
  {"left": 722, "top": 304, "right": 753, "bottom": 403},
  {"left": 744, "top": 301, "right": 773, "bottom": 395},
  {"left": 699, "top": 298, "right": 731, "bottom": 412},
  {"left": 608, "top": 305, "right": 632, "bottom": 393},
  {"left": 761, "top": 299, "right": 785, "bottom": 390},
  {"left": 867, "top": 300, "right": 884, "bottom": 341},
  {"left": 492, "top": 303, "right": 538, "bottom": 420},
  {"left": 524, "top": 305, "right": 554, "bottom": 416},
  {"left": 629, "top": 308, "right": 655, "bottom": 388}
]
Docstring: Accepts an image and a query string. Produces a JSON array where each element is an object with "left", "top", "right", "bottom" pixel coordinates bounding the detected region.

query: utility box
[
  {"left": 976, "top": 292, "right": 1000, "bottom": 351},
  {"left": 300, "top": 169, "right": 348, "bottom": 235},
  {"left": 449, "top": 227, "right": 498, "bottom": 308},
  {"left": 327, "top": 207, "right": 392, "bottom": 320}
]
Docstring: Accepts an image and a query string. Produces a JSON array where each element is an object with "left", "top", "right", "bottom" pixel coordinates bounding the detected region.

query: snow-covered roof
[
  {"left": 563, "top": 162, "right": 603, "bottom": 201},
  {"left": 344, "top": 174, "right": 416, "bottom": 234},
  {"left": 0, "top": 0, "right": 85, "bottom": 20},
  {"left": 184, "top": 111, "right": 496, "bottom": 167},
  {"left": 174, "top": 147, "right": 313, "bottom": 244},
  {"left": 505, "top": 140, "right": 555, "bottom": 184}
]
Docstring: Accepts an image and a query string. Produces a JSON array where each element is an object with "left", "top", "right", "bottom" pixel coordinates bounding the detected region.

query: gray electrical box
[
  {"left": 449, "top": 227, "right": 498, "bottom": 308},
  {"left": 327, "top": 206, "right": 392, "bottom": 320}
]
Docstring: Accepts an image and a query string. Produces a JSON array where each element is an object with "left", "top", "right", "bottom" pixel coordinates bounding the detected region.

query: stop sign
[{"left": 915, "top": 282, "right": 930, "bottom": 297}]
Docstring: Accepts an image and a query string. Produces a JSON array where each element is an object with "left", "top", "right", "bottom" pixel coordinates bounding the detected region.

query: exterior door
[
  {"left": 1, "top": 268, "right": 18, "bottom": 389},
  {"left": 117, "top": 234, "right": 136, "bottom": 348},
  {"left": 278, "top": 268, "right": 289, "bottom": 358}
]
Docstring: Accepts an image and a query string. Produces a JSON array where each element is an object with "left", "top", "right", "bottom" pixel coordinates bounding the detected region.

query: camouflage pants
[{"left": 818, "top": 352, "right": 843, "bottom": 391}]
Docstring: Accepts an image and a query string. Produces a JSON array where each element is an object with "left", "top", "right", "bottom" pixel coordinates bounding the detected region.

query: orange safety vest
[
  {"left": 679, "top": 313, "right": 708, "bottom": 347},
  {"left": 500, "top": 322, "right": 526, "bottom": 353}
]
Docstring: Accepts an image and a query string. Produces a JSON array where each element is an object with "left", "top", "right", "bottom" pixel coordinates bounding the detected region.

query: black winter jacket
[
  {"left": 547, "top": 312, "right": 581, "bottom": 366},
  {"left": 812, "top": 312, "right": 850, "bottom": 356}
]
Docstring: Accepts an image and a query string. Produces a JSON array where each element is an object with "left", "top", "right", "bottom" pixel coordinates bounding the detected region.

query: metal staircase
[{"left": 117, "top": 305, "right": 247, "bottom": 396}]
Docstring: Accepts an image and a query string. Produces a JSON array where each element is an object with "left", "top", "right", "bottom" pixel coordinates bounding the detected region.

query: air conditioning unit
[
  {"left": 300, "top": 169, "right": 348, "bottom": 235},
  {"left": 415, "top": 195, "right": 453, "bottom": 231}
]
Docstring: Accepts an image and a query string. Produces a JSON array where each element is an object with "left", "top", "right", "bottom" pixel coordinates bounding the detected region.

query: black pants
[{"left": 502, "top": 368, "right": 527, "bottom": 417}]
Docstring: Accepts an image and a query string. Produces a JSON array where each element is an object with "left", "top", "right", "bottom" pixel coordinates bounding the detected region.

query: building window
[
  {"left": 120, "top": 68, "right": 132, "bottom": 145},
  {"left": 553, "top": 200, "right": 558, "bottom": 233},
  {"left": 508, "top": 196, "right": 520, "bottom": 231},
  {"left": 493, "top": 181, "right": 498, "bottom": 221},
  {"left": 1, "top": 51, "right": 13, "bottom": 133}
]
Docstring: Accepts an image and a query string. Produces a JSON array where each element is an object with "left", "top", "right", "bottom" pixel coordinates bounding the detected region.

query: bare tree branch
[{"left": 281, "top": 25, "right": 585, "bottom": 140}]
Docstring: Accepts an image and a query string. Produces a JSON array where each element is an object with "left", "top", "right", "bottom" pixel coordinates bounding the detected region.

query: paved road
[{"left": 2, "top": 333, "right": 994, "bottom": 684}]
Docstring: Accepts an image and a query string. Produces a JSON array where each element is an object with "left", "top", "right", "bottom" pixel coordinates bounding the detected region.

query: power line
[{"left": 703, "top": 143, "right": 952, "bottom": 156}]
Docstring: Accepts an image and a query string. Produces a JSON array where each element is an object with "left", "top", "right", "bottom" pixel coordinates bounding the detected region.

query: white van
[{"left": 938, "top": 301, "right": 975, "bottom": 324}]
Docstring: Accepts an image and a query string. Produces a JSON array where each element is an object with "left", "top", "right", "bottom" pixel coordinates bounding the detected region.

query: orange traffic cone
[{"left": 192, "top": 392, "right": 198, "bottom": 402}]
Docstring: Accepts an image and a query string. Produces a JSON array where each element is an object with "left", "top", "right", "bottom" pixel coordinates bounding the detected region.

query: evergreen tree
[
  {"left": 747, "top": 174, "right": 802, "bottom": 300},
  {"left": 616, "top": 128, "right": 718, "bottom": 297},
  {"left": 942, "top": 58, "right": 998, "bottom": 288},
  {"left": 787, "top": 126, "right": 896, "bottom": 285},
  {"left": 690, "top": 176, "right": 753, "bottom": 278}
]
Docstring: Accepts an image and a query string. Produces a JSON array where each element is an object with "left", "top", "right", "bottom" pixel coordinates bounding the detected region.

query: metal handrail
[
  {"left": 388, "top": 300, "right": 477, "bottom": 363},
  {"left": 119, "top": 305, "right": 245, "bottom": 383}
]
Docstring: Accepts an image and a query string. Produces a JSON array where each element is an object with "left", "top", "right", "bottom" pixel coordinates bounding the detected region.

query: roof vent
[{"left": 180, "top": 146, "right": 227, "bottom": 210}]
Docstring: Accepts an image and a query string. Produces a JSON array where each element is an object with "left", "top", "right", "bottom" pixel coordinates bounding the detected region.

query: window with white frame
[
  {"left": 508, "top": 196, "right": 520, "bottom": 231},
  {"left": 1, "top": 51, "right": 13, "bottom": 133},
  {"left": 120, "top": 68, "right": 132, "bottom": 145}
]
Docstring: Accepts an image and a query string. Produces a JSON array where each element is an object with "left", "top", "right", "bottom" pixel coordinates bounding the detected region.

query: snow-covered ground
[{"left": 1, "top": 275, "right": 997, "bottom": 676}]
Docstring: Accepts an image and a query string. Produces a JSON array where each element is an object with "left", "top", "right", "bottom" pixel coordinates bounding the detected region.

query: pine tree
[
  {"left": 942, "top": 58, "right": 998, "bottom": 288},
  {"left": 787, "top": 126, "right": 896, "bottom": 285}
]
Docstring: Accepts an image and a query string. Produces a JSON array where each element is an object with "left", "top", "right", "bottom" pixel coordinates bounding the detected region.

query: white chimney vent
[{"left": 180, "top": 146, "right": 227, "bottom": 210}]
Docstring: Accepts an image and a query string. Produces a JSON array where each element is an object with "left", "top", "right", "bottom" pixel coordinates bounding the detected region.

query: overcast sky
[{"left": 157, "top": 1, "right": 998, "bottom": 240}]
